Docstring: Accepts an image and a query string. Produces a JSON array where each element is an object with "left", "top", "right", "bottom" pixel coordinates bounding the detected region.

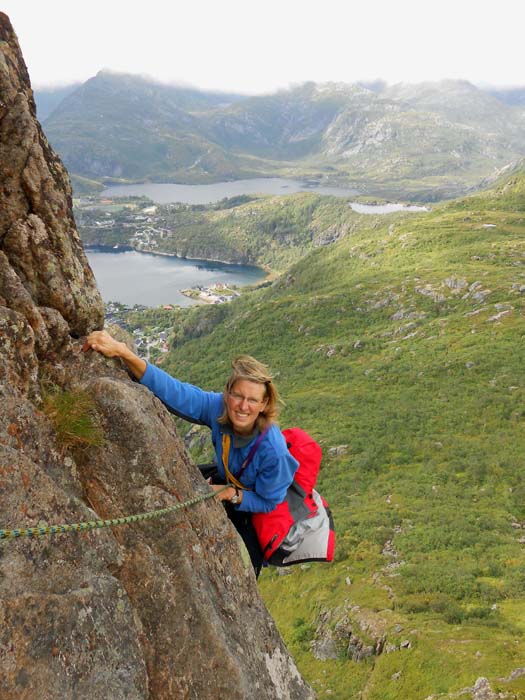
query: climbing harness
[{"left": 0, "top": 485, "right": 229, "bottom": 542}]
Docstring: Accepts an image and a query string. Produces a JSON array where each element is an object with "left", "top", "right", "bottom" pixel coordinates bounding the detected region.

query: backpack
[{"left": 252, "top": 427, "right": 335, "bottom": 566}]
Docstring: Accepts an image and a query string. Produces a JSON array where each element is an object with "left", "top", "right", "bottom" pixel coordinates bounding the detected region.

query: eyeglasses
[{"left": 228, "top": 391, "right": 266, "bottom": 407}]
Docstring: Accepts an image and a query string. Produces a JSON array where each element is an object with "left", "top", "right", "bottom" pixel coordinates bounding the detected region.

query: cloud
[{"left": 3, "top": 0, "right": 523, "bottom": 92}]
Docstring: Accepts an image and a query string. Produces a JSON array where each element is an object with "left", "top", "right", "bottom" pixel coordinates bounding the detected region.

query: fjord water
[
  {"left": 86, "top": 249, "right": 266, "bottom": 306},
  {"left": 91, "top": 180, "right": 428, "bottom": 307},
  {"left": 101, "top": 178, "right": 359, "bottom": 204},
  {"left": 92, "top": 179, "right": 358, "bottom": 306}
]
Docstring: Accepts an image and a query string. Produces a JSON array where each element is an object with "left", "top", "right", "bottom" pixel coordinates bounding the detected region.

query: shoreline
[{"left": 85, "top": 242, "right": 274, "bottom": 281}]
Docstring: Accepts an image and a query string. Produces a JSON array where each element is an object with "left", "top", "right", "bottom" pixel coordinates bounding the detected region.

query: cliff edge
[{"left": 0, "top": 13, "right": 314, "bottom": 700}]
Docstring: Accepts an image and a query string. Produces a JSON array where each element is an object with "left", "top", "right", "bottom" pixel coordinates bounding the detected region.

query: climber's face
[{"left": 227, "top": 379, "right": 268, "bottom": 435}]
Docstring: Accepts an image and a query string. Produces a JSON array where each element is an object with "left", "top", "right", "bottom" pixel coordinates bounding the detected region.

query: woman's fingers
[{"left": 83, "top": 331, "right": 119, "bottom": 357}]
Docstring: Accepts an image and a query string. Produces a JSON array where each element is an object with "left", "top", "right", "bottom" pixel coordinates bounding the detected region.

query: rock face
[
  {"left": 0, "top": 13, "right": 104, "bottom": 348},
  {"left": 0, "top": 14, "right": 314, "bottom": 700}
]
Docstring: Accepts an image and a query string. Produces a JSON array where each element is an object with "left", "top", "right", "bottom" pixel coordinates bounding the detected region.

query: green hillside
[
  {"left": 77, "top": 192, "right": 360, "bottom": 271},
  {"left": 157, "top": 171, "right": 525, "bottom": 699}
]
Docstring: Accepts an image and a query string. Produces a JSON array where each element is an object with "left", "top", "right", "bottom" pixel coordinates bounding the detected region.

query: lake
[
  {"left": 89, "top": 181, "right": 429, "bottom": 308},
  {"left": 90, "top": 178, "right": 358, "bottom": 308},
  {"left": 101, "top": 178, "right": 359, "bottom": 204},
  {"left": 99, "top": 179, "right": 432, "bottom": 214},
  {"left": 349, "top": 202, "right": 429, "bottom": 214},
  {"left": 86, "top": 248, "right": 266, "bottom": 307}
]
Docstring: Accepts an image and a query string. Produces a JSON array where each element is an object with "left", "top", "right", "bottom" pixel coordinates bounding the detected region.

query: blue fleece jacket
[{"left": 140, "top": 363, "right": 298, "bottom": 513}]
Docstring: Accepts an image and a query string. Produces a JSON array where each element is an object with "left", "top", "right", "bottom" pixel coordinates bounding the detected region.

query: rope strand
[{"left": 0, "top": 485, "right": 229, "bottom": 542}]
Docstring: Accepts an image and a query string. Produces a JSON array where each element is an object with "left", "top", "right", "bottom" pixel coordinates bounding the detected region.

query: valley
[
  {"left": 147, "top": 169, "right": 525, "bottom": 699},
  {"left": 72, "top": 156, "right": 525, "bottom": 698},
  {"left": 75, "top": 189, "right": 432, "bottom": 274}
]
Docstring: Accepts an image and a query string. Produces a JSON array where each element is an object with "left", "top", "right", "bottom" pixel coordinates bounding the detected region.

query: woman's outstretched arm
[{"left": 83, "top": 330, "right": 147, "bottom": 380}]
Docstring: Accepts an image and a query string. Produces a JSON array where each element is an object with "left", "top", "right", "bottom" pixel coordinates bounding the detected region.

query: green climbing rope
[{"left": 0, "top": 485, "right": 229, "bottom": 542}]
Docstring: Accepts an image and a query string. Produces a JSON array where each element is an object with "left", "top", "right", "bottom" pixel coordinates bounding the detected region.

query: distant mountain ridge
[
  {"left": 34, "top": 82, "right": 81, "bottom": 121},
  {"left": 38, "top": 72, "right": 525, "bottom": 200},
  {"left": 486, "top": 86, "right": 525, "bottom": 106}
]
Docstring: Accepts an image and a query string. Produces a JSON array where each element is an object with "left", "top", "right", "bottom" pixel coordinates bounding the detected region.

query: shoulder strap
[
  {"left": 221, "top": 427, "right": 270, "bottom": 490},
  {"left": 222, "top": 434, "right": 245, "bottom": 489}
]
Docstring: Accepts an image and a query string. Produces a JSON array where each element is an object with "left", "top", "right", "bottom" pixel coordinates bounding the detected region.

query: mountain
[
  {"left": 203, "top": 81, "right": 366, "bottom": 158},
  {"left": 33, "top": 82, "right": 81, "bottom": 121},
  {"left": 384, "top": 80, "right": 519, "bottom": 129},
  {"left": 322, "top": 80, "right": 525, "bottom": 199},
  {"left": 487, "top": 86, "right": 525, "bottom": 107},
  {"left": 42, "top": 71, "right": 250, "bottom": 183},
  {"left": 157, "top": 169, "right": 525, "bottom": 699},
  {"left": 39, "top": 73, "right": 525, "bottom": 200},
  {"left": 0, "top": 13, "right": 313, "bottom": 700}
]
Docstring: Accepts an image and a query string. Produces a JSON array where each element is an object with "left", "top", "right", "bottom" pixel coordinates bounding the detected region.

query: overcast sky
[{"left": 2, "top": 0, "right": 523, "bottom": 93}]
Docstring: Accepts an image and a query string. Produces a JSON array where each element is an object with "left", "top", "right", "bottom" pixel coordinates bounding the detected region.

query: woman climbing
[{"left": 83, "top": 330, "right": 298, "bottom": 577}]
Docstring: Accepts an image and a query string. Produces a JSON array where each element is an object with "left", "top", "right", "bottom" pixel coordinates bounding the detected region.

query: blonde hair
[{"left": 218, "top": 354, "right": 281, "bottom": 430}]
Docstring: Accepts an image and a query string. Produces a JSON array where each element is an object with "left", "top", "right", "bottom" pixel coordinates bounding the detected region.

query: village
[
  {"left": 180, "top": 281, "right": 240, "bottom": 304},
  {"left": 103, "top": 301, "right": 172, "bottom": 360},
  {"left": 102, "top": 278, "right": 240, "bottom": 361},
  {"left": 74, "top": 196, "right": 172, "bottom": 252}
]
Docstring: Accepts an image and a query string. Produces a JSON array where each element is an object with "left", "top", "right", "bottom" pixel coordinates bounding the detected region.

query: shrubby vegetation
[
  {"left": 42, "top": 384, "right": 105, "bottom": 453},
  {"left": 130, "top": 170, "right": 525, "bottom": 698}
]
